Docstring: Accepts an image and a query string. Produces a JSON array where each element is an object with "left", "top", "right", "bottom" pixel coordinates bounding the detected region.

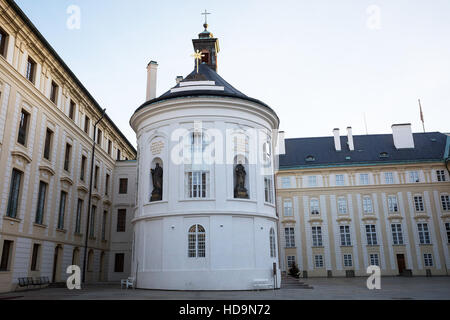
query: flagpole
[{"left": 418, "top": 99, "right": 425, "bottom": 133}]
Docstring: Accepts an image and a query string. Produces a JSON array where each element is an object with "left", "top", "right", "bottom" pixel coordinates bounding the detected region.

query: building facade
[
  {"left": 276, "top": 126, "right": 450, "bottom": 277},
  {"left": 0, "top": 0, "right": 136, "bottom": 293}
]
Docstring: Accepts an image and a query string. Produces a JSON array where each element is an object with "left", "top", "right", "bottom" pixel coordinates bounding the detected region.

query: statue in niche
[
  {"left": 234, "top": 163, "right": 249, "bottom": 199},
  {"left": 150, "top": 163, "right": 163, "bottom": 202}
]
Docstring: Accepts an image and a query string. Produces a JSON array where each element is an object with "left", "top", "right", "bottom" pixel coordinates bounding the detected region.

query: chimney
[
  {"left": 392, "top": 123, "right": 414, "bottom": 149},
  {"left": 146, "top": 61, "right": 158, "bottom": 101},
  {"left": 333, "top": 128, "right": 341, "bottom": 151},
  {"left": 176, "top": 76, "right": 184, "bottom": 84},
  {"left": 277, "top": 131, "right": 286, "bottom": 155},
  {"left": 347, "top": 127, "right": 354, "bottom": 151}
]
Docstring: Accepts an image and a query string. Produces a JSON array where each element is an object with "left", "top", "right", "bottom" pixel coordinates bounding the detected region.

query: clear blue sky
[{"left": 15, "top": 0, "right": 450, "bottom": 146}]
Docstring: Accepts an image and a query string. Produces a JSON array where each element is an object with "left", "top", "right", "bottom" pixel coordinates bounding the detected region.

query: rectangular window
[
  {"left": 264, "top": 176, "right": 273, "bottom": 203},
  {"left": 84, "top": 115, "right": 90, "bottom": 134},
  {"left": 418, "top": 223, "right": 431, "bottom": 244},
  {"left": 310, "top": 198, "right": 320, "bottom": 215},
  {"left": 43, "top": 128, "right": 53, "bottom": 160},
  {"left": 17, "top": 109, "right": 30, "bottom": 146},
  {"left": 187, "top": 172, "right": 207, "bottom": 198},
  {"left": 441, "top": 195, "right": 450, "bottom": 211},
  {"left": 436, "top": 170, "right": 446, "bottom": 182},
  {"left": 7, "top": 169, "right": 23, "bottom": 218},
  {"left": 384, "top": 172, "right": 394, "bottom": 184},
  {"left": 26, "top": 57, "right": 36, "bottom": 83},
  {"left": 414, "top": 195, "right": 424, "bottom": 212},
  {"left": 50, "top": 81, "right": 58, "bottom": 104},
  {"left": 337, "top": 197, "right": 347, "bottom": 214},
  {"left": 314, "top": 255, "right": 324, "bottom": 268},
  {"left": 283, "top": 199, "right": 293, "bottom": 216},
  {"left": 30, "top": 243, "right": 40, "bottom": 271},
  {"left": 335, "top": 174, "right": 345, "bottom": 186},
  {"left": 312, "top": 226, "right": 323, "bottom": 247},
  {"left": 64, "top": 143, "right": 72, "bottom": 172},
  {"left": 343, "top": 254, "right": 353, "bottom": 267},
  {"left": 284, "top": 227, "right": 295, "bottom": 248},
  {"left": 410, "top": 171, "right": 420, "bottom": 183},
  {"left": 69, "top": 100, "right": 76, "bottom": 120},
  {"left": 114, "top": 253, "right": 124, "bottom": 273},
  {"left": 340, "top": 225, "right": 352, "bottom": 246},
  {"left": 117, "top": 209, "right": 126, "bottom": 232},
  {"left": 57, "top": 191, "right": 67, "bottom": 230},
  {"left": 445, "top": 223, "right": 450, "bottom": 244},
  {"left": 360, "top": 173, "right": 369, "bottom": 185},
  {"left": 89, "top": 206, "right": 96, "bottom": 238},
  {"left": 0, "top": 27, "right": 8, "bottom": 57},
  {"left": 287, "top": 256, "right": 296, "bottom": 269},
  {"left": 281, "top": 177, "right": 291, "bottom": 189},
  {"left": 105, "top": 174, "right": 110, "bottom": 196},
  {"left": 119, "top": 178, "right": 128, "bottom": 194},
  {"left": 75, "top": 199, "right": 83, "bottom": 234},
  {"left": 102, "top": 211, "right": 107, "bottom": 241},
  {"left": 94, "top": 166, "right": 99, "bottom": 189},
  {"left": 308, "top": 175, "right": 317, "bottom": 187},
  {"left": 369, "top": 253, "right": 380, "bottom": 266},
  {"left": 366, "top": 224, "right": 378, "bottom": 245},
  {"left": 108, "top": 140, "right": 112, "bottom": 156},
  {"left": 116, "top": 149, "right": 121, "bottom": 161},
  {"left": 363, "top": 196, "right": 373, "bottom": 214},
  {"left": 388, "top": 195, "right": 399, "bottom": 213},
  {"left": 97, "top": 129, "right": 102, "bottom": 145},
  {"left": 80, "top": 155, "right": 86, "bottom": 181},
  {"left": 391, "top": 223, "right": 404, "bottom": 245},
  {"left": 0, "top": 240, "right": 13, "bottom": 271},
  {"left": 35, "top": 181, "right": 47, "bottom": 225},
  {"left": 424, "top": 253, "right": 433, "bottom": 267}
]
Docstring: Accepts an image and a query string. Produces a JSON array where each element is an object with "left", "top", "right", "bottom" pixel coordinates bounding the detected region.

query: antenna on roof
[
  {"left": 363, "top": 112, "right": 368, "bottom": 135},
  {"left": 418, "top": 99, "right": 425, "bottom": 133}
]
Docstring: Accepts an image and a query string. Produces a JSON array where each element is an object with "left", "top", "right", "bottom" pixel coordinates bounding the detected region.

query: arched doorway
[{"left": 52, "top": 245, "right": 63, "bottom": 283}]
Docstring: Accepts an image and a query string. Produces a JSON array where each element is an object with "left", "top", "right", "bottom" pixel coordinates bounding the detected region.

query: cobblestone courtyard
[{"left": 1, "top": 277, "right": 449, "bottom": 300}]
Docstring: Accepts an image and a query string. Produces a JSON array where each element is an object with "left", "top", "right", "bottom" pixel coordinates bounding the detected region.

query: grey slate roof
[
  {"left": 279, "top": 132, "right": 449, "bottom": 169},
  {"left": 134, "top": 64, "right": 279, "bottom": 123}
]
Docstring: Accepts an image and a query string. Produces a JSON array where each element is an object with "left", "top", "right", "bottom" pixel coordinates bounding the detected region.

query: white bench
[
  {"left": 120, "top": 277, "right": 135, "bottom": 289},
  {"left": 253, "top": 279, "right": 273, "bottom": 290}
]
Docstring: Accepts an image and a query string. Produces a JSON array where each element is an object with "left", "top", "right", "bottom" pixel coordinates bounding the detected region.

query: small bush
[{"left": 289, "top": 262, "right": 300, "bottom": 278}]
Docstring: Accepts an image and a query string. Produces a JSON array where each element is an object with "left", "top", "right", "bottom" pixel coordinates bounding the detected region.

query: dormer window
[
  {"left": 306, "top": 155, "right": 315, "bottom": 162},
  {"left": 379, "top": 152, "right": 389, "bottom": 158}
]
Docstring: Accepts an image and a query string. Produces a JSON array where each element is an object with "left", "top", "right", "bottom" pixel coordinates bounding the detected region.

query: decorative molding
[
  {"left": 60, "top": 176, "right": 73, "bottom": 186},
  {"left": 77, "top": 185, "right": 88, "bottom": 195},
  {"left": 11, "top": 150, "right": 32, "bottom": 164},
  {"left": 39, "top": 165, "right": 55, "bottom": 176}
]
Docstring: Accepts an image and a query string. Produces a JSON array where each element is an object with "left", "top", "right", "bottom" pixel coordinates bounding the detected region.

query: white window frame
[
  {"left": 414, "top": 195, "right": 424, "bottom": 212},
  {"left": 284, "top": 227, "right": 295, "bottom": 248},
  {"left": 388, "top": 195, "right": 399, "bottom": 213},
  {"left": 312, "top": 226, "right": 323, "bottom": 247},
  {"left": 363, "top": 196, "right": 373, "bottom": 214},
  {"left": 445, "top": 223, "right": 450, "bottom": 244},
  {"left": 281, "top": 177, "right": 291, "bottom": 189},
  {"left": 418, "top": 223, "right": 431, "bottom": 244},
  {"left": 335, "top": 174, "right": 345, "bottom": 186},
  {"left": 287, "top": 255, "right": 296, "bottom": 269},
  {"left": 384, "top": 172, "right": 394, "bottom": 184},
  {"left": 264, "top": 176, "right": 274, "bottom": 204},
  {"left": 283, "top": 199, "right": 293, "bottom": 217},
  {"left": 409, "top": 171, "right": 420, "bottom": 183},
  {"left": 340, "top": 225, "right": 352, "bottom": 246},
  {"left": 391, "top": 223, "right": 404, "bottom": 245},
  {"left": 337, "top": 196, "right": 347, "bottom": 214},
  {"left": 359, "top": 173, "right": 369, "bottom": 185},
  {"left": 441, "top": 194, "right": 450, "bottom": 211},
  {"left": 369, "top": 253, "right": 380, "bottom": 266},
  {"left": 186, "top": 171, "right": 208, "bottom": 199},
  {"left": 343, "top": 254, "right": 353, "bottom": 267},
  {"left": 423, "top": 253, "right": 433, "bottom": 267},
  {"left": 436, "top": 170, "right": 446, "bottom": 182},
  {"left": 308, "top": 175, "right": 317, "bottom": 187},
  {"left": 310, "top": 198, "right": 320, "bottom": 215},
  {"left": 366, "top": 224, "right": 378, "bottom": 245},
  {"left": 188, "top": 224, "right": 206, "bottom": 258},
  {"left": 269, "top": 228, "right": 276, "bottom": 258},
  {"left": 314, "top": 255, "right": 324, "bottom": 268}
]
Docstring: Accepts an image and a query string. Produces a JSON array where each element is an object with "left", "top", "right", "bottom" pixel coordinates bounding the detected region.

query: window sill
[
  {"left": 419, "top": 243, "right": 433, "bottom": 246},
  {"left": 340, "top": 245, "right": 353, "bottom": 248},
  {"left": 264, "top": 202, "right": 276, "bottom": 208},
  {"left": 56, "top": 229, "right": 67, "bottom": 234},
  {"left": 366, "top": 245, "right": 379, "bottom": 247},
  {"left": 74, "top": 233, "right": 83, "bottom": 237},
  {"left": 3, "top": 216, "right": 22, "bottom": 223},
  {"left": 227, "top": 198, "right": 257, "bottom": 204},
  {"left": 89, "top": 236, "right": 97, "bottom": 240},
  {"left": 144, "top": 200, "right": 168, "bottom": 206},
  {"left": 285, "top": 247, "right": 296, "bottom": 249},
  {"left": 312, "top": 246, "right": 324, "bottom": 249},
  {"left": 179, "top": 198, "right": 216, "bottom": 202},
  {"left": 33, "top": 223, "right": 47, "bottom": 229}
]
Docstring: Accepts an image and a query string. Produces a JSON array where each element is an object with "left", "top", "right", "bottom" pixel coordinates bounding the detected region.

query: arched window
[
  {"left": 72, "top": 247, "right": 80, "bottom": 265},
  {"left": 269, "top": 228, "right": 276, "bottom": 258},
  {"left": 188, "top": 224, "right": 206, "bottom": 258},
  {"left": 87, "top": 249, "right": 94, "bottom": 272}
]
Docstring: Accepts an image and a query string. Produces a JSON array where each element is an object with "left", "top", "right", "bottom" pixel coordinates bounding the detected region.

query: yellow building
[
  {"left": 0, "top": 0, "right": 136, "bottom": 292},
  {"left": 276, "top": 126, "right": 450, "bottom": 277}
]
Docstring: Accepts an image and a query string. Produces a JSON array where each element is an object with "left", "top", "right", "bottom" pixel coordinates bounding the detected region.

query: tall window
[
  {"left": 308, "top": 175, "right": 317, "bottom": 187},
  {"left": 187, "top": 171, "right": 207, "bottom": 198},
  {"left": 391, "top": 224, "right": 404, "bottom": 245},
  {"left": 441, "top": 195, "right": 450, "bottom": 211},
  {"left": 43, "top": 128, "right": 53, "bottom": 160},
  {"left": 17, "top": 109, "right": 30, "bottom": 146},
  {"left": 108, "top": 140, "right": 112, "bottom": 156},
  {"left": 388, "top": 195, "right": 399, "bottom": 213},
  {"left": 436, "top": 170, "right": 446, "bottom": 182},
  {"left": 269, "top": 228, "right": 276, "bottom": 258},
  {"left": 69, "top": 100, "right": 75, "bottom": 120},
  {"left": 119, "top": 178, "right": 128, "bottom": 194},
  {"left": 335, "top": 174, "right": 345, "bottom": 186},
  {"left": 287, "top": 256, "right": 296, "bottom": 269},
  {"left": 310, "top": 198, "right": 320, "bottom": 215},
  {"left": 424, "top": 253, "right": 433, "bottom": 267},
  {"left": 281, "top": 177, "right": 291, "bottom": 188},
  {"left": 409, "top": 171, "right": 420, "bottom": 183},
  {"left": 64, "top": 143, "right": 72, "bottom": 172},
  {"left": 343, "top": 254, "right": 353, "bottom": 267},
  {"left": 362, "top": 196, "right": 373, "bottom": 214},
  {"left": 188, "top": 224, "right": 206, "bottom": 258},
  {"left": 446, "top": 223, "right": 450, "bottom": 244},
  {"left": 0, "top": 240, "right": 13, "bottom": 271},
  {"left": 114, "top": 253, "right": 124, "bottom": 272},
  {"left": 97, "top": 129, "right": 102, "bottom": 145},
  {"left": 80, "top": 156, "right": 86, "bottom": 181},
  {"left": 117, "top": 209, "right": 126, "bottom": 232},
  {"left": 116, "top": 148, "right": 121, "bottom": 161},
  {"left": 340, "top": 225, "right": 351, "bottom": 246},
  {"left": 75, "top": 199, "right": 83, "bottom": 234},
  {"left": 338, "top": 197, "right": 347, "bottom": 214},
  {"left": 384, "top": 172, "right": 394, "bottom": 184},
  {"left": 359, "top": 173, "right": 369, "bottom": 185},
  {"left": 366, "top": 225, "right": 377, "bottom": 245},
  {"left": 30, "top": 243, "right": 40, "bottom": 271},
  {"left": 369, "top": 253, "right": 380, "bottom": 266},
  {"left": 105, "top": 174, "right": 110, "bottom": 196},
  {"left": 414, "top": 195, "right": 424, "bottom": 212},
  {"left": 89, "top": 206, "right": 96, "bottom": 238},
  {"left": 50, "top": 81, "right": 58, "bottom": 104},
  {"left": 418, "top": 223, "right": 431, "bottom": 244},
  {"left": 284, "top": 227, "right": 295, "bottom": 248},
  {"left": 314, "top": 255, "right": 324, "bottom": 268},
  {"left": 102, "top": 211, "right": 107, "bottom": 241},
  {"left": 312, "top": 226, "right": 322, "bottom": 247},
  {"left": 57, "top": 191, "right": 67, "bottom": 230},
  {"left": 94, "top": 166, "right": 99, "bottom": 189},
  {"left": 26, "top": 57, "right": 36, "bottom": 83},
  {"left": 7, "top": 169, "right": 23, "bottom": 218},
  {"left": 84, "top": 115, "right": 90, "bottom": 134},
  {"left": 35, "top": 181, "right": 47, "bottom": 225},
  {"left": 0, "top": 27, "right": 8, "bottom": 57},
  {"left": 264, "top": 176, "right": 273, "bottom": 203},
  {"left": 283, "top": 199, "right": 293, "bottom": 216}
]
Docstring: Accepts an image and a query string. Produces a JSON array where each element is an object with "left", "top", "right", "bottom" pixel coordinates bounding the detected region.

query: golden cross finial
[
  {"left": 201, "top": 9, "right": 211, "bottom": 26},
  {"left": 191, "top": 49, "right": 205, "bottom": 73}
]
